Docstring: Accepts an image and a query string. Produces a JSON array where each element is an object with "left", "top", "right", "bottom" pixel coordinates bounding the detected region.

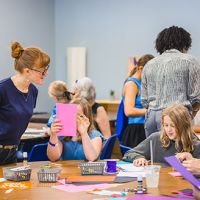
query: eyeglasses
[{"left": 30, "top": 65, "right": 50, "bottom": 76}]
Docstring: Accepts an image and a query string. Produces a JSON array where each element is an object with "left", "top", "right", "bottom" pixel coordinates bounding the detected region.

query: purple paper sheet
[
  {"left": 128, "top": 196, "right": 191, "bottom": 200},
  {"left": 165, "top": 156, "right": 200, "bottom": 189}
]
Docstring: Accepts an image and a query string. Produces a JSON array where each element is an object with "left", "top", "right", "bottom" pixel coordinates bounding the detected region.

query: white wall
[
  {"left": 0, "top": 0, "right": 55, "bottom": 112},
  {"left": 55, "top": 0, "right": 200, "bottom": 100},
  {"left": 1, "top": 0, "right": 200, "bottom": 112}
]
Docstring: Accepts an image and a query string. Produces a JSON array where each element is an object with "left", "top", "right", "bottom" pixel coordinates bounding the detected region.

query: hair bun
[{"left": 11, "top": 41, "right": 24, "bottom": 59}]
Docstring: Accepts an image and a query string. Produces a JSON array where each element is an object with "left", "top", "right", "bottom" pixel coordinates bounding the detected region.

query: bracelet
[{"left": 48, "top": 141, "right": 57, "bottom": 147}]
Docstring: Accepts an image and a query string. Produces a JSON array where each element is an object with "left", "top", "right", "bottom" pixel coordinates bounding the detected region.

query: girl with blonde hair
[
  {"left": 48, "top": 80, "right": 72, "bottom": 103},
  {"left": 47, "top": 98, "right": 105, "bottom": 161},
  {"left": 123, "top": 104, "right": 200, "bottom": 166}
]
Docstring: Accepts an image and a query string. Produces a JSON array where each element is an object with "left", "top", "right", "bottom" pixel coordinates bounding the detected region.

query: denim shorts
[{"left": 144, "top": 109, "right": 163, "bottom": 137}]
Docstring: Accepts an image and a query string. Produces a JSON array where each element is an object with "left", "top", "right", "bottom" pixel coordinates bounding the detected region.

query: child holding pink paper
[
  {"left": 123, "top": 104, "right": 200, "bottom": 166},
  {"left": 47, "top": 98, "right": 105, "bottom": 161}
]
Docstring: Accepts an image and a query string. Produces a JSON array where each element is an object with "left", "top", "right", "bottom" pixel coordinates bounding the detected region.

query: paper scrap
[
  {"left": 168, "top": 172, "right": 182, "bottom": 177},
  {"left": 87, "top": 189, "right": 127, "bottom": 196},
  {"left": 5, "top": 188, "right": 13, "bottom": 194},
  {"left": 0, "top": 178, "right": 6, "bottom": 182}
]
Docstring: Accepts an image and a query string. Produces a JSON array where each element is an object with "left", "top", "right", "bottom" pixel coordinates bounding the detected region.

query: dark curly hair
[{"left": 155, "top": 26, "right": 192, "bottom": 54}]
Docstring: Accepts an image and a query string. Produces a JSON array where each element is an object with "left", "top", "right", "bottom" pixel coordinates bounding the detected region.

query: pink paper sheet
[
  {"left": 52, "top": 179, "right": 114, "bottom": 192},
  {"left": 168, "top": 172, "right": 182, "bottom": 177},
  {"left": 56, "top": 103, "right": 77, "bottom": 136}
]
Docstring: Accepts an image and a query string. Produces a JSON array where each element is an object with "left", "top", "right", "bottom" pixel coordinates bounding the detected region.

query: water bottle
[{"left": 23, "top": 152, "right": 28, "bottom": 166}]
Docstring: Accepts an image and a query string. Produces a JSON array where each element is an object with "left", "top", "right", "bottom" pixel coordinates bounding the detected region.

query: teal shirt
[{"left": 59, "top": 130, "right": 105, "bottom": 160}]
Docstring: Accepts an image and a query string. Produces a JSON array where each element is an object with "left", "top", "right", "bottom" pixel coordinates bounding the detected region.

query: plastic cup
[{"left": 144, "top": 165, "right": 161, "bottom": 188}]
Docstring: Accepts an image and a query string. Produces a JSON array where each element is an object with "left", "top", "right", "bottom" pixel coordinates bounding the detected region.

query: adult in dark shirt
[{"left": 0, "top": 41, "right": 50, "bottom": 165}]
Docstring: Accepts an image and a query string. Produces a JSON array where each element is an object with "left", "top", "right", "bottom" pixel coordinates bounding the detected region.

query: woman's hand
[
  {"left": 182, "top": 159, "right": 200, "bottom": 175},
  {"left": 133, "top": 158, "right": 148, "bottom": 166},
  {"left": 72, "top": 88, "right": 80, "bottom": 100},
  {"left": 50, "top": 119, "right": 63, "bottom": 135},
  {"left": 77, "top": 114, "right": 90, "bottom": 136},
  {"left": 176, "top": 152, "right": 193, "bottom": 162}
]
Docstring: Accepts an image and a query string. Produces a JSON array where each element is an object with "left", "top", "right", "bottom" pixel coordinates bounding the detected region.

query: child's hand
[
  {"left": 50, "top": 119, "right": 63, "bottom": 135},
  {"left": 44, "top": 127, "right": 51, "bottom": 136},
  {"left": 77, "top": 114, "right": 90, "bottom": 135},
  {"left": 133, "top": 158, "right": 148, "bottom": 166}
]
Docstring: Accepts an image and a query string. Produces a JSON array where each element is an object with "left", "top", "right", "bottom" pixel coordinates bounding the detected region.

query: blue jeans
[
  {"left": 144, "top": 109, "right": 163, "bottom": 137},
  {"left": 0, "top": 148, "right": 17, "bottom": 165}
]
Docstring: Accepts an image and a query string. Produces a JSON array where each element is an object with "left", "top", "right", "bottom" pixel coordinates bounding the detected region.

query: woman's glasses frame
[{"left": 30, "top": 65, "right": 50, "bottom": 76}]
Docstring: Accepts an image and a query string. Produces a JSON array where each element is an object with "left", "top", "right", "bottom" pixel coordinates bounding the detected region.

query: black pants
[{"left": 0, "top": 148, "right": 17, "bottom": 165}]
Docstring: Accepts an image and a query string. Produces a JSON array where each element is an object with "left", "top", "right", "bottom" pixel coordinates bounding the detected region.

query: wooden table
[
  {"left": 96, "top": 99, "right": 120, "bottom": 113},
  {"left": 0, "top": 161, "right": 192, "bottom": 200},
  {"left": 21, "top": 123, "right": 49, "bottom": 141},
  {"left": 96, "top": 100, "right": 120, "bottom": 134}
]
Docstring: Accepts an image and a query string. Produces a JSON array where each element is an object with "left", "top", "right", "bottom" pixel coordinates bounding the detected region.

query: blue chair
[
  {"left": 100, "top": 134, "right": 117, "bottom": 159},
  {"left": 120, "top": 144, "right": 131, "bottom": 156},
  {"left": 28, "top": 143, "right": 49, "bottom": 162}
]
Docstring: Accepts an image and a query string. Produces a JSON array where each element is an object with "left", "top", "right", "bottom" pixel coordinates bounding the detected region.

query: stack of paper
[{"left": 117, "top": 163, "right": 145, "bottom": 177}]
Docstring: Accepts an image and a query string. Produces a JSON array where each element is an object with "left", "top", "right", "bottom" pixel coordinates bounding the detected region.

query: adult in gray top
[
  {"left": 123, "top": 104, "right": 200, "bottom": 166},
  {"left": 141, "top": 26, "right": 200, "bottom": 137}
]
